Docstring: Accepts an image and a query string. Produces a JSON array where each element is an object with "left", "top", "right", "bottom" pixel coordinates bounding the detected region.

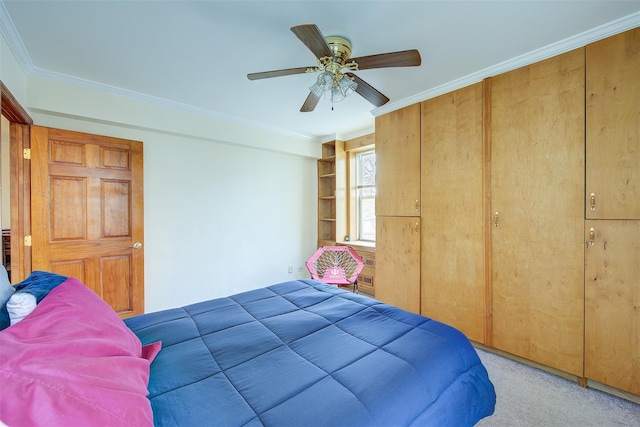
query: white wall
[
  {"left": 1, "top": 32, "right": 321, "bottom": 312},
  {"left": 0, "top": 30, "right": 27, "bottom": 103}
]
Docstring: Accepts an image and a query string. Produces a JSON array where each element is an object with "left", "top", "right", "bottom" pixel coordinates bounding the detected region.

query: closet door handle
[
  {"left": 590, "top": 193, "right": 596, "bottom": 211},
  {"left": 494, "top": 212, "right": 499, "bottom": 227},
  {"left": 588, "top": 228, "right": 595, "bottom": 246}
]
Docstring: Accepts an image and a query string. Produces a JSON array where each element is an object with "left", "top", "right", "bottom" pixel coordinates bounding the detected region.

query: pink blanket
[{"left": 0, "top": 277, "right": 154, "bottom": 426}]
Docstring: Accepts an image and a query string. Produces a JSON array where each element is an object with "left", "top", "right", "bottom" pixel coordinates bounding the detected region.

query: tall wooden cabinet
[
  {"left": 420, "top": 82, "right": 486, "bottom": 344},
  {"left": 584, "top": 28, "right": 640, "bottom": 395},
  {"left": 375, "top": 104, "right": 421, "bottom": 313},
  {"left": 373, "top": 27, "right": 639, "bottom": 398}
]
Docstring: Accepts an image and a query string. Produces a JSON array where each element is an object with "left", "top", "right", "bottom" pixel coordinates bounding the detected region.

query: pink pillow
[{"left": 0, "top": 277, "right": 154, "bottom": 426}]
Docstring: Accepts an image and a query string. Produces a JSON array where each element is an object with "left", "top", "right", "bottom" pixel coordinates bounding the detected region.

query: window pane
[
  {"left": 356, "top": 150, "right": 376, "bottom": 241},
  {"left": 359, "top": 151, "right": 376, "bottom": 186},
  {"left": 359, "top": 196, "right": 376, "bottom": 241}
]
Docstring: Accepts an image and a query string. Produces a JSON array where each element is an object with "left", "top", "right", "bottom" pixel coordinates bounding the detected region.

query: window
[{"left": 355, "top": 150, "right": 376, "bottom": 241}]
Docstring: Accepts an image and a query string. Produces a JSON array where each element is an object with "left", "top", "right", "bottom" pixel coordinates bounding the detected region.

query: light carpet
[{"left": 475, "top": 348, "right": 640, "bottom": 427}]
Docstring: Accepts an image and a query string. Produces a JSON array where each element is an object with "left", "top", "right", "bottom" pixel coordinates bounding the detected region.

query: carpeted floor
[{"left": 475, "top": 348, "right": 640, "bottom": 427}]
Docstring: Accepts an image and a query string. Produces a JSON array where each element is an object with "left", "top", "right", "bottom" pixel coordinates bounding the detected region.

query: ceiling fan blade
[
  {"left": 300, "top": 92, "right": 320, "bottom": 112},
  {"left": 346, "top": 72, "right": 390, "bottom": 107},
  {"left": 351, "top": 49, "right": 421, "bottom": 70},
  {"left": 291, "top": 24, "right": 333, "bottom": 60},
  {"left": 247, "top": 66, "right": 314, "bottom": 81}
]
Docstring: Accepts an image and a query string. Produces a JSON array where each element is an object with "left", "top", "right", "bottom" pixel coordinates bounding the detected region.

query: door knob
[{"left": 129, "top": 242, "right": 142, "bottom": 249}]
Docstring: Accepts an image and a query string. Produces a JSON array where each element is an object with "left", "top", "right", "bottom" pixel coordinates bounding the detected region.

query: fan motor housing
[{"left": 326, "top": 36, "right": 352, "bottom": 65}]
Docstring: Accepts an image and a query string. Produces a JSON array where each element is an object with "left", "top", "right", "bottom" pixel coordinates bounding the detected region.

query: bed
[{"left": 0, "top": 272, "right": 495, "bottom": 426}]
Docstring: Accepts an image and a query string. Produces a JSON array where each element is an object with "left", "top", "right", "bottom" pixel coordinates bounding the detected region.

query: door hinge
[
  {"left": 24, "top": 235, "right": 32, "bottom": 247},
  {"left": 23, "top": 148, "right": 31, "bottom": 160}
]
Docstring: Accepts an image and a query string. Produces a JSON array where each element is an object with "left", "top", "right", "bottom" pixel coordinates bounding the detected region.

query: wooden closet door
[
  {"left": 586, "top": 28, "right": 640, "bottom": 220},
  {"left": 31, "top": 126, "right": 144, "bottom": 317},
  {"left": 585, "top": 220, "right": 640, "bottom": 395},
  {"left": 375, "top": 104, "right": 421, "bottom": 217},
  {"left": 490, "top": 49, "right": 585, "bottom": 376},
  {"left": 375, "top": 216, "right": 420, "bottom": 314},
  {"left": 420, "top": 82, "right": 485, "bottom": 343}
]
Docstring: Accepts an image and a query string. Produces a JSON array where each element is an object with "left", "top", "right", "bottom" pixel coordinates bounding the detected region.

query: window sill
[{"left": 337, "top": 240, "right": 375, "bottom": 251}]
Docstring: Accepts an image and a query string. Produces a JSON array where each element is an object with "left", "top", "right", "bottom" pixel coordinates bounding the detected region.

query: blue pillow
[
  {"left": 13, "top": 271, "right": 68, "bottom": 302},
  {"left": 5, "top": 271, "right": 68, "bottom": 327}
]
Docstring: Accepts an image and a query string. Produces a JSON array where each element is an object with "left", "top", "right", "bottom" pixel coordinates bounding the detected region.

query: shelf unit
[
  {"left": 2, "top": 229, "right": 10, "bottom": 281},
  {"left": 317, "top": 140, "right": 345, "bottom": 247}
]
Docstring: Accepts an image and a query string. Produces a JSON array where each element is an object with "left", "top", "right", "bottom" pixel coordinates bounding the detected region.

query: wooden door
[
  {"left": 420, "top": 82, "right": 485, "bottom": 343},
  {"left": 30, "top": 126, "right": 144, "bottom": 317},
  {"left": 586, "top": 28, "right": 640, "bottom": 219},
  {"left": 585, "top": 220, "right": 640, "bottom": 395},
  {"left": 375, "top": 216, "right": 420, "bottom": 314},
  {"left": 490, "top": 49, "right": 585, "bottom": 376},
  {"left": 375, "top": 104, "right": 421, "bottom": 217}
]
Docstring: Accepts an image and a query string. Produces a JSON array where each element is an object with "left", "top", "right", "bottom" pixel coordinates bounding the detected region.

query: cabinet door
[
  {"left": 585, "top": 220, "right": 640, "bottom": 395},
  {"left": 421, "top": 82, "right": 486, "bottom": 343},
  {"left": 375, "top": 216, "right": 420, "bottom": 314},
  {"left": 586, "top": 28, "right": 640, "bottom": 219},
  {"left": 375, "top": 104, "right": 421, "bottom": 217},
  {"left": 490, "top": 49, "right": 585, "bottom": 376}
]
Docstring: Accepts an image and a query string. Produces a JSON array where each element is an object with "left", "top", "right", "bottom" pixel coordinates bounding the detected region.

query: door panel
[
  {"left": 421, "top": 82, "right": 485, "bottom": 343},
  {"left": 30, "top": 126, "right": 144, "bottom": 317},
  {"left": 375, "top": 216, "right": 420, "bottom": 314},
  {"left": 585, "top": 220, "right": 640, "bottom": 395},
  {"left": 490, "top": 49, "right": 585, "bottom": 376},
  {"left": 375, "top": 104, "right": 421, "bottom": 217},
  {"left": 586, "top": 28, "right": 640, "bottom": 219}
]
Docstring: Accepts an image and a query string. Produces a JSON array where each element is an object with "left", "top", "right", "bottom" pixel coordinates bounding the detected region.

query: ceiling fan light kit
[
  {"left": 309, "top": 73, "right": 357, "bottom": 102},
  {"left": 247, "top": 24, "right": 421, "bottom": 112},
  {"left": 307, "top": 36, "right": 359, "bottom": 106}
]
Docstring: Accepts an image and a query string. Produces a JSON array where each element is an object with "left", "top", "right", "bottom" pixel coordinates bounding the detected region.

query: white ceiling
[{"left": 1, "top": 1, "right": 639, "bottom": 142}]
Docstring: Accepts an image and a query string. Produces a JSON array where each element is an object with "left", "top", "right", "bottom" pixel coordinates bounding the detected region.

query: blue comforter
[{"left": 125, "top": 280, "right": 495, "bottom": 426}]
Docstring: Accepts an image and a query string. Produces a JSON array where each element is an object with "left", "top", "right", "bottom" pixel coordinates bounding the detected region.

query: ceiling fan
[{"left": 247, "top": 24, "right": 421, "bottom": 112}]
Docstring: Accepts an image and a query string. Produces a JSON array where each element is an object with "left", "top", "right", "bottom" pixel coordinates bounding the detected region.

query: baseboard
[
  {"left": 472, "top": 343, "right": 580, "bottom": 383},
  {"left": 587, "top": 380, "right": 640, "bottom": 405},
  {"left": 472, "top": 343, "right": 640, "bottom": 405}
]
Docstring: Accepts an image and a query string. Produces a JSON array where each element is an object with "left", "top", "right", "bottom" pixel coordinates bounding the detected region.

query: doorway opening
[{"left": 1, "top": 81, "right": 34, "bottom": 283}]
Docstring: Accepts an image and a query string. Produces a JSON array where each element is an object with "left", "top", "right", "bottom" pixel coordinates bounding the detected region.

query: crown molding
[
  {"left": 372, "top": 12, "right": 640, "bottom": 117},
  {"left": 0, "top": 0, "right": 35, "bottom": 74},
  {"left": 0, "top": 0, "right": 320, "bottom": 143},
  {"left": 2, "top": 1, "right": 637, "bottom": 137}
]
